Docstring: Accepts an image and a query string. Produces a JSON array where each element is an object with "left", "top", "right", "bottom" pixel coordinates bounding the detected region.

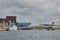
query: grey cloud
[{"left": 0, "top": 0, "right": 60, "bottom": 25}]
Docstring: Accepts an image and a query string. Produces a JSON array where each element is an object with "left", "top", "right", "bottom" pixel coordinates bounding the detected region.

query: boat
[{"left": 7, "top": 25, "right": 17, "bottom": 31}]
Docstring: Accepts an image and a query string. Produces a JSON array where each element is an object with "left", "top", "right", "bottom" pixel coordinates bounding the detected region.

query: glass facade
[{"left": 13, "top": 22, "right": 31, "bottom": 27}]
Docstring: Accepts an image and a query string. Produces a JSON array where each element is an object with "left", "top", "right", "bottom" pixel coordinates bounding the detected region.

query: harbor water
[{"left": 0, "top": 30, "right": 60, "bottom": 40}]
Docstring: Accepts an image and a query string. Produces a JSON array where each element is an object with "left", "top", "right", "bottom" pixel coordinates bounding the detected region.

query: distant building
[
  {"left": 0, "top": 16, "right": 16, "bottom": 27},
  {"left": 15, "top": 22, "right": 31, "bottom": 27},
  {"left": 0, "top": 18, "right": 9, "bottom": 27},
  {"left": 6, "top": 16, "right": 16, "bottom": 22},
  {"left": 52, "top": 22, "right": 60, "bottom": 25},
  {"left": 0, "top": 16, "right": 31, "bottom": 28},
  {"left": 40, "top": 24, "right": 54, "bottom": 27}
]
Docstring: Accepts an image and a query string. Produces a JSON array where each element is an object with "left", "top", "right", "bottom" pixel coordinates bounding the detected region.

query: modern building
[
  {"left": 15, "top": 22, "right": 31, "bottom": 27},
  {"left": 6, "top": 16, "right": 16, "bottom": 22}
]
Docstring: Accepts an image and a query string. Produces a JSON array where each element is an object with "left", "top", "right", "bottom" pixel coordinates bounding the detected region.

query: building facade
[
  {"left": 0, "top": 16, "right": 31, "bottom": 28},
  {"left": 0, "top": 16, "right": 16, "bottom": 27},
  {"left": 0, "top": 18, "right": 9, "bottom": 27},
  {"left": 15, "top": 22, "right": 31, "bottom": 27},
  {"left": 6, "top": 16, "right": 16, "bottom": 22}
]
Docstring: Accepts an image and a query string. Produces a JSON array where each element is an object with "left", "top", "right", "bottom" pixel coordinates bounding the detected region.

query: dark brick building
[{"left": 6, "top": 16, "right": 16, "bottom": 22}]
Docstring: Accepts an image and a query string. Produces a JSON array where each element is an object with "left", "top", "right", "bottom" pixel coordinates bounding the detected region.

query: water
[{"left": 0, "top": 30, "right": 60, "bottom": 40}]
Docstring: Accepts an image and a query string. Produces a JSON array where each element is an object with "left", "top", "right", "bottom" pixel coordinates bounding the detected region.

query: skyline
[{"left": 0, "top": 0, "right": 60, "bottom": 25}]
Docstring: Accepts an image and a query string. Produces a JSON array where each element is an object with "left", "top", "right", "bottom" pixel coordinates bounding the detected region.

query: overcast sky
[{"left": 0, "top": 0, "right": 60, "bottom": 25}]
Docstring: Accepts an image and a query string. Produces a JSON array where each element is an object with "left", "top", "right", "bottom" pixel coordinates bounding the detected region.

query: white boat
[{"left": 7, "top": 25, "right": 17, "bottom": 31}]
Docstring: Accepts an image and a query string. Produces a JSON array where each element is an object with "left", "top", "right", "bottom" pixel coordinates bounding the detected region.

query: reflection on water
[{"left": 0, "top": 30, "right": 60, "bottom": 40}]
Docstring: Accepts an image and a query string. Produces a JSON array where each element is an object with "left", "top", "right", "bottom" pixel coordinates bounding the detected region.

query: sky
[{"left": 0, "top": 0, "right": 60, "bottom": 25}]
